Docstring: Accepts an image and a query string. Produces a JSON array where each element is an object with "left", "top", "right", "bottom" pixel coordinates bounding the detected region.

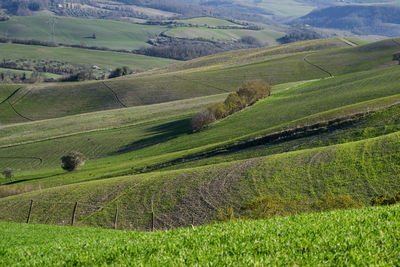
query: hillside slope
[
  {"left": 1, "top": 131, "right": 399, "bottom": 230},
  {"left": 295, "top": 5, "right": 400, "bottom": 36},
  {"left": 2, "top": 37, "right": 399, "bottom": 124}
]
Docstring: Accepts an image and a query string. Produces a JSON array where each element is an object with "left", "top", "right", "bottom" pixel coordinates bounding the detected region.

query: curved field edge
[
  {"left": 2, "top": 63, "right": 400, "bottom": 174},
  {"left": 2, "top": 37, "right": 397, "bottom": 123},
  {"left": 1, "top": 204, "right": 399, "bottom": 265},
  {"left": 0, "top": 93, "right": 228, "bottom": 148},
  {"left": 0, "top": 131, "right": 399, "bottom": 230},
  {"left": 2, "top": 89, "right": 400, "bottom": 193}
]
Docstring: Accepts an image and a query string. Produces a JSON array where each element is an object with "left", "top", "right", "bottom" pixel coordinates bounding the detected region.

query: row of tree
[
  {"left": 137, "top": 35, "right": 262, "bottom": 60},
  {"left": 191, "top": 80, "right": 271, "bottom": 131}
]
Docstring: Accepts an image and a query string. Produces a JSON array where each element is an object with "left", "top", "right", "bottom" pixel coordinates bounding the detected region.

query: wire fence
[{"left": 5, "top": 199, "right": 188, "bottom": 232}]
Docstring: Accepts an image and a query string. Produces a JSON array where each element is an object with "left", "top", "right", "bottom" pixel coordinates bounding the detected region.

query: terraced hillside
[{"left": 1, "top": 37, "right": 400, "bottom": 232}]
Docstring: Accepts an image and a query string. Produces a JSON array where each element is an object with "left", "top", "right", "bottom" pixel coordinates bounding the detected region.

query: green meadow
[
  {"left": 0, "top": 43, "right": 178, "bottom": 72},
  {"left": 0, "top": 15, "right": 166, "bottom": 50},
  {"left": 1, "top": 204, "right": 399, "bottom": 265},
  {"left": 0, "top": 36, "right": 400, "bottom": 267}
]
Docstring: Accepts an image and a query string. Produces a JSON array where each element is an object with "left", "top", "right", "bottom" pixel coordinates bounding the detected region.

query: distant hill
[{"left": 294, "top": 5, "right": 400, "bottom": 37}]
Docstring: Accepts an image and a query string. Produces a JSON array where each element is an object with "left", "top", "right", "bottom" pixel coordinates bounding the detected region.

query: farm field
[
  {"left": 1, "top": 36, "right": 400, "bottom": 266},
  {"left": 0, "top": 15, "right": 166, "bottom": 50},
  {"left": 0, "top": 67, "right": 61, "bottom": 79},
  {"left": 1, "top": 204, "right": 399, "bottom": 265},
  {"left": 1, "top": 64, "right": 399, "bottom": 173},
  {"left": 1, "top": 130, "right": 400, "bottom": 229},
  {"left": 0, "top": 84, "right": 21, "bottom": 102},
  {"left": 11, "top": 64, "right": 400, "bottom": 166},
  {"left": 163, "top": 27, "right": 284, "bottom": 45},
  {"left": 171, "top": 17, "right": 244, "bottom": 27},
  {"left": 0, "top": 43, "right": 178, "bottom": 73},
  {"left": 4, "top": 37, "right": 396, "bottom": 123},
  {"left": 2, "top": 1, "right": 400, "bottom": 264}
]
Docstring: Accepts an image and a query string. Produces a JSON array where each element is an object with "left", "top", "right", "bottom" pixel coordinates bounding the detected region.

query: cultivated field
[
  {"left": 1, "top": 204, "right": 399, "bottom": 265},
  {"left": 1, "top": 37, "right": 400, "bottom": 240},
  {"left": 0, "top": 43, "right": 177, "bottom": 72},
  {"left": 0, "top": 15, "right": 166, "bottom": 50}
]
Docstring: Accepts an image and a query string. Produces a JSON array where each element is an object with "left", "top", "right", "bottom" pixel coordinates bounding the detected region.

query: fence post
[
  {"left": 151, "top": 199, "right": 155, "bottom": 232},
  {"left": 71, "top": 202, "right": 78, "bottom": 226},
  {"left": 114, "top": 206, "right": 119, "bottom": 230},
  {"left": 26, "top": 200, "right": 33, "bottom": 224}
]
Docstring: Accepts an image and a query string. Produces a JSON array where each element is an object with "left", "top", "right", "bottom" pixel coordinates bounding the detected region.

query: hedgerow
[{"left": 191, "top": 80, "right": 271, "bottom": 131}]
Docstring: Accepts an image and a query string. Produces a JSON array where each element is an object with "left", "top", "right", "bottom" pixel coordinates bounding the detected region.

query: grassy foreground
[{"left": 1, "top": 204, "right": 399, "bottom": 265}]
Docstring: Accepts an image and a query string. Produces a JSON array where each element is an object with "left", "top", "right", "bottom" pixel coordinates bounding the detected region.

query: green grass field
[
  {"left": 1, "top": 36, "right": 400, "bottom": 264},
  {"left": 0, "top": 43, "right": 177, "bottom": 73},
  {"left": 2, "top": 64, "right": 399, "bottom": 173},
  {"left": 0, "top": 67, "right": 61, "bottom": 79},
  {"left": 1, "top": 204, "right": 399, "bottom": 265},
  {"left": 1, "top": 125, "right": 399, "bottom": 229},
  {"left": 0, "top": 15, "right": 166, "bottom": 50},
  {"left": 0, "top": 38, "right": 373, "bottom": 123},
  {"left": 171, "top": 17, "right": 243, "bottom": 27},
  {"left": 164, "top": 27, "right": 284, "bottom": 45},
  {"left": 0, "top": 84, "right": 21, "bottom": 102}
]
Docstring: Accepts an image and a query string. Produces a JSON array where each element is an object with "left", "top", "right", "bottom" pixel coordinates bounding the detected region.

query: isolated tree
[
  {"left": 2, "top": 168, "right": 14, "bottom": 181},
  {"left": 61, "top": 152, "right": 86, "bottom": 172}
]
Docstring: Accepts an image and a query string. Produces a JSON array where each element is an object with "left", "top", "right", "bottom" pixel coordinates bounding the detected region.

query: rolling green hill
[
  {"left": 171, "top": 17, "right": 243, "bottom": 27},
  {"left": 0, "top": 43, "right": 178, "bottom": 73},
  {"left": 163, "top": 27, "right": 284, "bottom": 45},
  {"left": 4, "top": 37, "right": 391, "bottom": 124},
  {"left": 1, "top": 120, "right": 400, "bottom": 229},
  {"left": 1, "top": 37, "right": 400, "bottom": 241},
  {"left": 2, "top": 3, "right": 400, "bottom": 265},
  {"left": 1, "top": 204, "right": 400, "bottom": 265},
  {"left": 0, "top": 15, "right": 166, "bottom": 50}
]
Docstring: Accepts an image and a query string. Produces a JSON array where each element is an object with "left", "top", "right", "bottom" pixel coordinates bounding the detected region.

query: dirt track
[{"left": 155, "top": 158, "right": 262, "bottom": 229}]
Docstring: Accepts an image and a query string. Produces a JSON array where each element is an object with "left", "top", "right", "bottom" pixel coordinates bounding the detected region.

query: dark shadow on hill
[
  {"left": 110, "top": 118, "right": 192, "bottom": 156},
  {"left": 2, "top": 172, "right": 64, "bottom": 186}
]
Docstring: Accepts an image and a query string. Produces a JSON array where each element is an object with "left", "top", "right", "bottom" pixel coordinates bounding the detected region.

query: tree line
[{"left": 191, "top": 80, "right": 271, "bottom": 131}]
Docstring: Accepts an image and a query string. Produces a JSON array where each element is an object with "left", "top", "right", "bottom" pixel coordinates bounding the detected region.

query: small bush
[
  {"left": 218, "top": 206, "right": 235, "bottom": 222},
  {"left": 393, "top": 52, "right": 400, "bottom": 62},
  {"left": 2, "top": 168, "right": 14, "bottom": 181},
  {"left": 371, "top": 192, "right": 400, "bottom": 206},
  {"left": 237, "top": 80, "right": 271, "bottom": 106},
  {"left": 207, "top": 102, "right": 227, "bottom": 120},
  {"left": 108, "top": 66, "right": 132, "bottom": 79},
  {"left": 242, "top": 195, "right": 363, "bottom": 219},
  {"left": 61, "top": 152, "right": 86, "bottom": 172},
  {"left": 312, "top": 195, "right": 363, "bottom": 211},
  {"left": 224, "top": 92, "right": 243, "bottom": 114},
  {"left": 191, "top": 109, "right": 216, "bottom": 131},
  {"left": 240, "top": 36, "right": 261, "bottom": 46},
  {"left": 61, "top": 71, "right": 94, "bottom": 82},
  {"left": 242, "top": 196, "right": 302, "bottom": 219}
]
